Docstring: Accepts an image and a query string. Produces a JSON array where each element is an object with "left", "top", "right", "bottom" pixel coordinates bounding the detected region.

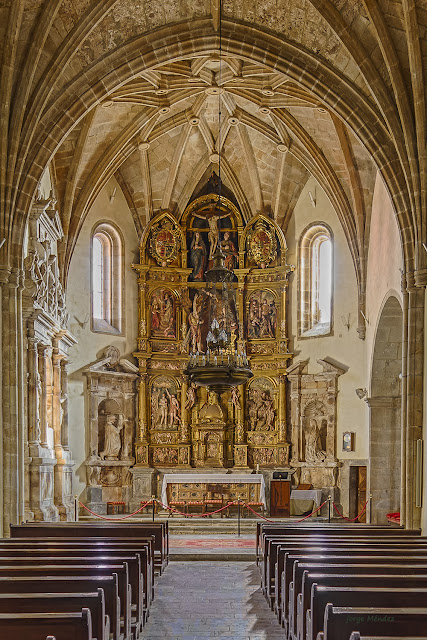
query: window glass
[{"left": 91, "top": 224, "right": 122, "bottom": 334}]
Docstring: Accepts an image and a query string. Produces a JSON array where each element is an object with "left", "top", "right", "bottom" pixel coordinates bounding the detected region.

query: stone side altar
[
  {"left": 132, "top": 178, "right": 294, "bottom": 488},
  {"left": 287, "top": 358, "right": 344, "bottom": 499},
  {"left": 83, "top": 346, "right": 138, "bottom": 513}
]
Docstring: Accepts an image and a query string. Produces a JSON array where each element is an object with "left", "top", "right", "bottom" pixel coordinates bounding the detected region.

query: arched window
[
  {"left": 91, "top": 223, "right": 123, "bottom": 334},
  {"left": 299, "top": 223, "right": 333, "bottom": 337}
]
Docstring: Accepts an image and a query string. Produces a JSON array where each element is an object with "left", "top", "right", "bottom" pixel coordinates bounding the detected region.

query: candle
[{"left": 256, "top": 463, "right": 259, "bottom": 474}]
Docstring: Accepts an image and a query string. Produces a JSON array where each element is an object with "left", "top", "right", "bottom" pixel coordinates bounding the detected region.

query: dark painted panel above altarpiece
[{"left": 132, "top": 191, "right": 295, "bottom": 470}]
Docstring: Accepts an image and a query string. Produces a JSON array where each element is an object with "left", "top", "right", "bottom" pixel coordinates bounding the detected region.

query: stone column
[
  {"left": 52, "top": 349, "right": 62, "bottom": 454},
  {"left": 0, "top": 267, "right": 23, "bottom": 534},
  {"left": 38, "top": 345, "right": 49, "bottom": 448},
  {"left": 60, "top": 359, "right": 69, "bottom": 451},
  {"left": 404, "top": 275, "right": 424, "bottom": 529},
  {"left": 27, "top": 336, "right": 41, "bottom": 444}
]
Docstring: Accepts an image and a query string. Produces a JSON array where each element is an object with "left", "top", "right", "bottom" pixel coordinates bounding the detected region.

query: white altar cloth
[
  {"left": 290, "top": 489, "right": 323, "bottom": 505},
  {"left": 161, "top": 473, "right": 266, "bottom": 507}
]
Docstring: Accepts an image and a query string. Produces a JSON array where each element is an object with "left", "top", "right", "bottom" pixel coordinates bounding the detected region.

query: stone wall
[{"left": 67, "top": 178, "right": 139, "bottom": 500}]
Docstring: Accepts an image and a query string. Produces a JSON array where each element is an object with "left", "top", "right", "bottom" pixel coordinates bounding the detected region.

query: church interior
[{"left": 0, "top": 0, "right": 426, "bottom": 637}]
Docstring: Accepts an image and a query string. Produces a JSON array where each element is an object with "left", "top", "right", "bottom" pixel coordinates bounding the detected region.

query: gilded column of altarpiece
[{"left": 133, "top": 191, "right": 294, "bottom": 470}]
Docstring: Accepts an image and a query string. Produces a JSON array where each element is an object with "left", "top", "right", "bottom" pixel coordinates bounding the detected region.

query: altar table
[
  {"left": 290, "top": 488, "right": 323, "bottom": 516},
  {"left": 161, "top": 474, "right": 266, "bottom": 507}
]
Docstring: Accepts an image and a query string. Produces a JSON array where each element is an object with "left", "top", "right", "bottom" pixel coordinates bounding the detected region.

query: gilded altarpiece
[{"left": 133, "top": 195, "right": 294, "bottom": 471}]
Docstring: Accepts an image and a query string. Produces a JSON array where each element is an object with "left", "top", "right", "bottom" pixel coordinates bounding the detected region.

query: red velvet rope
[
  {"left": 332, "top": 499, "right": 369, "bottom": 522},
  {"left": 79, "top": 497, "right": 365, "bottom": 524},
  {"left": 245, "top": 503, "right": 275, "bottom": 522},
  {"left": 78, "top": 500, "right": 152, "bottom": 521},
  {"left": 294, "top": 499, "right": 328, "bottom": 523}
]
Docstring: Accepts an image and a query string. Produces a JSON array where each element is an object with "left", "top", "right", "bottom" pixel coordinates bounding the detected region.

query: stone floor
[{"left": 141, "top": 561, "right": 284, "bottom": 640}]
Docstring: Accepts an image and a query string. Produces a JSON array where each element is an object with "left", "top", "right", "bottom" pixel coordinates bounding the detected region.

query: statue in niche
[
  {"left": 247, "top": 290, "right": 277, "bottom": 339},
  {"left": 220, "top": 232, "right": 238, "bottom": 270},
  {"left": 199, "top": 391, "right": 224, "bottom": 423},
  {"left": 190, "top": 231, "right": 207, "bottom": 280},
  {"left": 304, "top": 418, "right": 327, "bottom": 463},
  {"left": 231, "top": 387, "right": 241, "bottom": 410},
  {"left": 100, "top": 414, "right": 124, "bottom": 460},
  {"left": 185, "top": 383, "right": 197, "bottom": 410},
  {"left": 167, "top": 390, "right": 181, "bottom": 427},
  {"left": 158, "top": 392, "right": 169, "bottom": 427},
  {"left": 247, "top": 387, "right": 275, "bottom": 431},
  {"left": 151, "top": 289, "right": 176, "bottom": 338},
  {"left": 186, "top": 292, "right": 203, "bottom": 353}
]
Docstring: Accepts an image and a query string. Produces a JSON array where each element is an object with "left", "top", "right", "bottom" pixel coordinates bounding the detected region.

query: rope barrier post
[
  {"left": 369, "top": 493, "right": 373, "bottom": 523},
  {"left": 152, "top": 495, "right": 155, "bottom": 522},
  {"left": 237, "top": 498, "right": 241, "bottom": 537},
  {"left": 74, "top": 495, "right": 78, "bottom": 522},
  {"left": 328, "top": 495, "right": 331, "bottom": 523}
]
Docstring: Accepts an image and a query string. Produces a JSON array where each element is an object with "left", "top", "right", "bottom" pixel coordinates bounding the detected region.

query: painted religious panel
[
  {"left": 150, "top": 376, "right": 181, "bottom": 430},
  {"left": 246, "top": 377, "right": 276, "bottom": 431},
  {"left": 150, "top": 288, "right": 176, "bottom": 338},
  {"left": 246, "top": 290, "right": 277, "bottom": 339}
]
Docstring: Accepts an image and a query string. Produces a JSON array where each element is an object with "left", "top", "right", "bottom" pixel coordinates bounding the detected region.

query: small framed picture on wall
[{"left": 342, "top": 431, "right": 355, "bottom": 452}]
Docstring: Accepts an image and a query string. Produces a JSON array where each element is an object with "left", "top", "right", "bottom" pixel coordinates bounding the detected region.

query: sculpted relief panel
[
  {"left": 150, "top": 289, "right": 176, "bottom": 339},
  {"left": 150, "top": 376, "right": 181, "bottom": 430}
]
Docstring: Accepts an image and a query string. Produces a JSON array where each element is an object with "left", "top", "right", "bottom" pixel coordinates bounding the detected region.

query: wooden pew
[
  {"left": 256, "top": 523, "right": 421, "bottom": 562},
  {"left": 282, "top": 561, "right": 427, "bottom": 639},
  {"left": 0, "top": 609, "right": 93, "bottom": 640},
  {"left": 262, "top": 532, "right": 426, "bottom": 597},
  {"left": 269, "top": 542, "right": 427, "bottom": 623},
  {"left": 2, "top": 537, "right": 155, "bottom": 607},
  {"left": 10, "top": 522, "right": 169, "bottom": 574},
  {"left": 285, "top": 551, "right": 427, "bottom": 639},
  {"left": 0, "top": 591, "right": 107, "bottom": 640},
  {"left": 349, "top": 634, "right": 426, "bottom": 640},
  {"left": 318, "top": 605, "right": 427, "bottom": 640},
  {"left": 301, "top": 574, "right": 427, "bottom": 640},
  {"left": 0, "top": 550, "right": 145, "bottom": 633},
  {"left": 272, "top": 539, "right": 427, "bottom": 620},
  {"left": 266, "top": 537, "right": 427, "bottom": 609},
  {"left": 0, "top": 563, "right": 132, "bottom": 640},
  {"left": 306, "top": 586, "right": 427, "bottom": 640},
  {"left": 0, "top": 575, "right": 120, "bottom": 640}
]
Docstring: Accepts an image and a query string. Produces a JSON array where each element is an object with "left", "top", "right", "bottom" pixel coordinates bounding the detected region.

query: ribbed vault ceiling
[{"left": 0, "top": 0, "right": 425, "bottom": 313}]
